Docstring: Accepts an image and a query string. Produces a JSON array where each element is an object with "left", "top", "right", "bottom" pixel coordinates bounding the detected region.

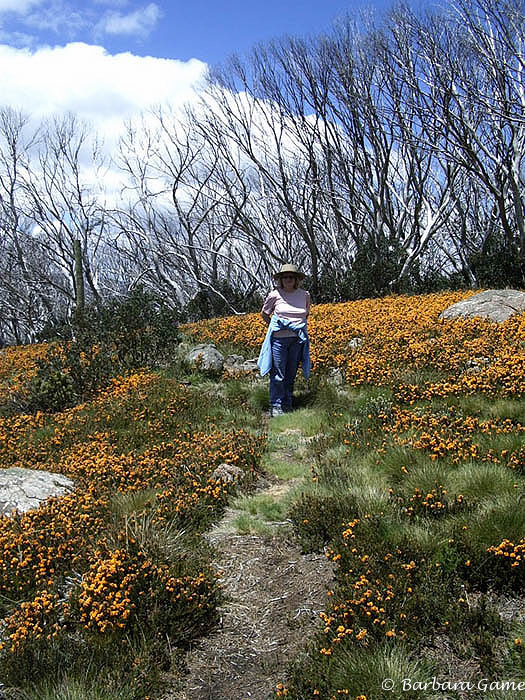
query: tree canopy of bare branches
[{"left": 1, "top": 0, "right": 523, "bottom": 342}]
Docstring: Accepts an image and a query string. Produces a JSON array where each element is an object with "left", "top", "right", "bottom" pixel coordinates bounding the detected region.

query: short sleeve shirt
[{"left": 261, "top": 288, "right": 310, "bottom": 325}]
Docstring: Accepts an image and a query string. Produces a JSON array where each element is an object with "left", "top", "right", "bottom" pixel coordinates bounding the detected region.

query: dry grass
[
  {"left": 166, "top": 532, "right": 333, "bottom": 700},
  {"left": 165, "top": 423, "right": 333, "bottom": 700}
]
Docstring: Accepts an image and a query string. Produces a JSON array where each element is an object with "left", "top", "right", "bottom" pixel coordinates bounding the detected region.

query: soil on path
[{"left": 166, "top": 429, "right": 334, "bottom": 700}]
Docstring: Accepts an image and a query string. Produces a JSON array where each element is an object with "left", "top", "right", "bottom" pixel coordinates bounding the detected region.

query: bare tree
[
  {"left": 0, "top": 110, "right": 116, "bottom": 341},
  {"left": 0, "top": 108, "right": 58, "bottom": 341},
  {"left": 113, "top": 109, "right": 266, "bottom": 315},
  {"left": 402, "top": 0, "right": 525, "bottom": 283},
  {"left": 21, "top": 113, "right": 110, "bottom": 308}
]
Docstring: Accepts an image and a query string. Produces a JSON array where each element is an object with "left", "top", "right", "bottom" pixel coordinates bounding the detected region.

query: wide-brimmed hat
[{"left": 273, "top": 264, "right": 305, "bottom": 280}]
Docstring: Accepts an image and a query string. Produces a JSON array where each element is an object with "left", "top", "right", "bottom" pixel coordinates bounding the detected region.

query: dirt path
[{"left": 166, "top": 429, "right": 333, "bottom": 700}]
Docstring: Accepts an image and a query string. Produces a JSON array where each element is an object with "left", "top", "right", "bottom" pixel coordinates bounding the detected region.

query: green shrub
[
  {"left": 289, "top": 491, "right": 360, "bottom": 552},
  {"left": 13, "top": 288, "right": 182, "bottom": 413},
  {"left": 40, "top": 286, "right": 181, "bottom": 367},
  {"left": 23, "top": 348, "right": 76, "bottom": 412}
]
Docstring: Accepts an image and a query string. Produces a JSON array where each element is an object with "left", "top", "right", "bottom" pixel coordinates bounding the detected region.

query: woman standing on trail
[{"left": 257, "top": 264, "right": 311, "bottom": 417}]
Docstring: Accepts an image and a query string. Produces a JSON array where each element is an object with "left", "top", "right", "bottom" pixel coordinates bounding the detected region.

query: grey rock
[
  {"left": 241, "top": 359, "right": 259, "bottom": 372},
  {"left": 327, "top": 367, "right": 345, "bottom": 387},
  {"left": 440, "top": 289, "right": 525, "bottom": 323},
  {"left": 224, "top": 354, "right": 245, "bottom": 366},
  {"left": 186, "top": 344, "right": 225, "bottom": 372},
  {"left": 465, "top": 357, "right": 491, "bottom": 370},
  {"left": 223, "top": 357, "right": 259, "bottom": 375},
  {"left": 347, "top": 337, "right": 363, "bottom": 350},
  {"left": 211, "top": 463, "right": 244, "bottom": 483},
  {"left": 0, "top": 468, "right": 74, "bottom": 517}
]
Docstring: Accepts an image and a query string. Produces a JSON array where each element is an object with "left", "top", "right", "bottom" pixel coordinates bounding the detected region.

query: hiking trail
[{"left": 165, "top": 425, "right": 334, "bottom": 700}]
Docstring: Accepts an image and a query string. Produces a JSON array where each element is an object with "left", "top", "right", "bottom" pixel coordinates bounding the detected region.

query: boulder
[
  {"left": 0, "top": 468, "right": 74, "bottom": 517},
  {"left": 440, "top": 289, "right": 525, "bottom": 323},
  {"left": 186, "top": 344, "right": 225, "bottom": 372}
]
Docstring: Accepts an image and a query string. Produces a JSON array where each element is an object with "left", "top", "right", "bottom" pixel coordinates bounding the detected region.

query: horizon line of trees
[{"left": 1, "top": 0, "right": 524, "bottom": 345}]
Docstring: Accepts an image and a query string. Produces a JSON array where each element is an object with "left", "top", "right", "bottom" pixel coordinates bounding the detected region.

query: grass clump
[{"left": 283, "top": 642, "right": 438, "bottom": 700}]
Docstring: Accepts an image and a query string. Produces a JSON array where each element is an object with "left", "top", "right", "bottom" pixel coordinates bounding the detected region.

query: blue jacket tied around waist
[{"left": 257, "top": 316, "right": 311, "bottom": 379}]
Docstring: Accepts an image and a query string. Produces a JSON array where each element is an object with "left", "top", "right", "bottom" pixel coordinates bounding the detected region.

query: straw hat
[{"left": 273, "top": 263, "right": 305, "bottom": 280}]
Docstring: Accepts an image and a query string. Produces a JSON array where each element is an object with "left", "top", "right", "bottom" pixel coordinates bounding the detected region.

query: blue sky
[
  {"left": 101, "top": 0, "right": 395, "bottom": 64},
  {"left": 0, "top": 0, "right": 416, "bottom": 155},
  {"left": 0, "top": 1, "right": 399, "bottom": 64}
]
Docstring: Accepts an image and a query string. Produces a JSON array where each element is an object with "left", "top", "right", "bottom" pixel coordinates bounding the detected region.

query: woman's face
[{"left": 280, "top": 274, "right": 297, "bottom": 291}]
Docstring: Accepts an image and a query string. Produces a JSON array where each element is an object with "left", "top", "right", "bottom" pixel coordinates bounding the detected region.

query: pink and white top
[{"left": 261, "top": 288, "right": 310, "bottom": 337}]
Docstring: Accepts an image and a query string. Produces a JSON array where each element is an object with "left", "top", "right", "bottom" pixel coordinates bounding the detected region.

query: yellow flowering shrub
[
  {"left": 0, "top": 356, "right": 263, "bottom": 690},
  {"left": 0, "top": 590, "right": 63, "bottom": 654},
  {"left": 486, "top": 538, "right": 525, "bottom": 587},
  {"left": 0, "top": 490, "right": 109, "bottom": 598},
  {"left": 0, "top": 343, "right": 52, "bottom": 406},
  {"left": 185, "top": 291, "right": 525, "bottom": 398},
  {"left": 318, "top": 517, "right": 463, "bottom": 653},
  {"left": 389, "top": 485, "right": 468, "bottom": 518},
  {"left": 384, "top": 407, "right": 524, "bottom": 465},
  {"left": 75, "top": 548, "right": 218, "bottom": 640}
]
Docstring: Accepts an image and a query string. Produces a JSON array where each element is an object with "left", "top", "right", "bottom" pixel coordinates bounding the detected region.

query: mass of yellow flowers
[
  {"left": 0, "top": 369, "right": 262, "bottom": 668},
  {"left": 0, "top": 290, "right": 523, "bottom": 697}
]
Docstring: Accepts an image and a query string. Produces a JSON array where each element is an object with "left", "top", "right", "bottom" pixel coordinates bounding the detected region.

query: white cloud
[
  {"left": 98, "top": 2, "right": 161, "bottom": 37},
  {"left": 0, "top": 41, "right": 208, "bottom": 205},
  {"left": 24, "top": 3, "right": 88, "bottom": 37},
  {"left": 0, "top": 3, "right": 159, "bottom": 47},
  {"left": 0, "top": 0, "right": 44, "bottom": 13},
  {"left": 0, "top": 41, "right": 207, "bottom": 137}
]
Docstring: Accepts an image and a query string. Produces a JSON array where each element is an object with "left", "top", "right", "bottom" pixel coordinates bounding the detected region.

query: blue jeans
[{"left": 270, "top": 335, "right": 301, "bottom": 410}]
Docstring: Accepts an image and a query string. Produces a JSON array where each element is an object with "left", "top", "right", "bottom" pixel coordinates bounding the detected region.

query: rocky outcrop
[
  {"left": 185, "top": 344, "right": 259, "bottom": 375},
  {"left": 0, "top": 468, "right": 74, "bottom": 517},
  {"left": 440, "top": 289, "right": 525, "bottom": 323}
]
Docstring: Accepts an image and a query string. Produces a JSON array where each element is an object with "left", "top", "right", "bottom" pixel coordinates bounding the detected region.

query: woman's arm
[{"left": 261, "top": 290, "right": 276, "bottom": 326}]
